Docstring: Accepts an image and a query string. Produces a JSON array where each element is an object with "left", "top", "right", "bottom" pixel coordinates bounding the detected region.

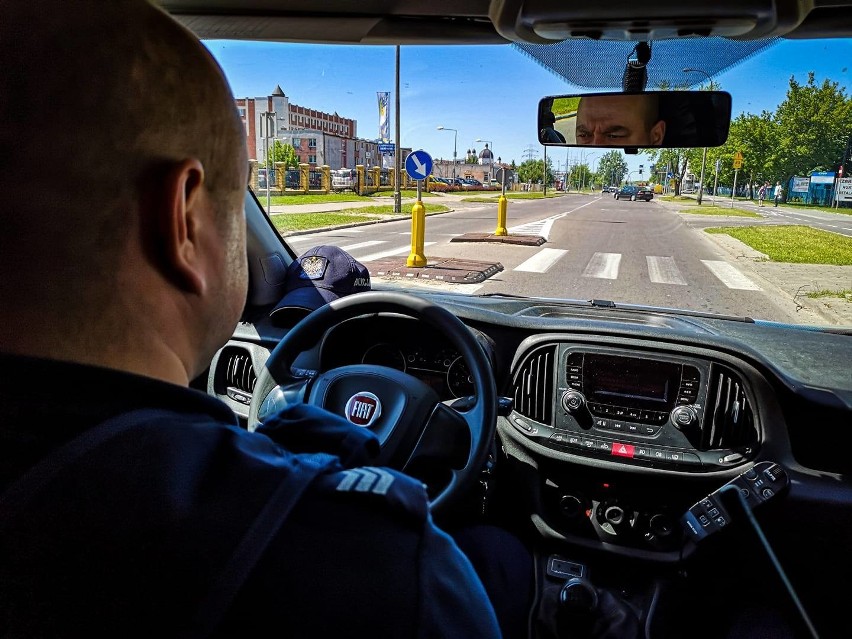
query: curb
[{"left": 278, "top": 206, "right": 455, "bottom": 238}]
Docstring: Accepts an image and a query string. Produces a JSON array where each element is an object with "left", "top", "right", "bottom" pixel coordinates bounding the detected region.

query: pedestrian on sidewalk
[
  {"left": 757, "top": 181, "right": 769, "bottom": 206},
  {"left": 773, "top": 181, "right": 783, "bottom": 207}
]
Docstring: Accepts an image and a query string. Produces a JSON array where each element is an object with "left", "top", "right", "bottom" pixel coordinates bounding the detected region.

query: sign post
[
  {"left": 731, "top": 151, "right": 743, "bottom": 208},
  {"left": 404, "top": 150, "right": 433, "bottom": 267},
  {"left": 712, "top": 158, "right": 721, "bottom": 206}
]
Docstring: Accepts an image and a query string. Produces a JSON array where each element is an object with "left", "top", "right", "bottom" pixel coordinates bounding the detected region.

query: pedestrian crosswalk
[{"left": 288, "top": 236, "right": 762, "bottom": 291}]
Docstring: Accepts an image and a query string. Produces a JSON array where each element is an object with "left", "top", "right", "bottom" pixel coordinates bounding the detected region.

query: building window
[
  {"left": 293, "top": 138, "right": 301, "bottom": 148},
  {"left": 238, "top": 107, "right": 246, "bottom": 116},
  {"left": 308, "top": 155, "right": 317, "bottom": 164},
  {"left": 308, "top": 138, "right": 317, "bottom": 148}
]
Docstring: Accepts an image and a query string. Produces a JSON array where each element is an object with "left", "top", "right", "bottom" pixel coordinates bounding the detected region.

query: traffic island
[
  {"left": 368, "top": 257, "right": 504, "bottom": 283},
  {"left": 450, "top": 233, "right": 546, "bottom": 246}
]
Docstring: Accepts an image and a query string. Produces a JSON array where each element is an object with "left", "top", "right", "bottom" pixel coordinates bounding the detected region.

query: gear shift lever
[{"left": 556, "top": 576, "right": 641, "bottom": 639}]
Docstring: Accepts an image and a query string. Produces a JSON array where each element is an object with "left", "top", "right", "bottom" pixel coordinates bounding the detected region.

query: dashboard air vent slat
[
  {"left": 703, "top": 364, "right": 756, "bottom": 450},
  {"left": 512, "top": 345, "right": 556, "bottom": 425},
  {"left": 216, "top": 346, "right": 257, "bottom": 396}
]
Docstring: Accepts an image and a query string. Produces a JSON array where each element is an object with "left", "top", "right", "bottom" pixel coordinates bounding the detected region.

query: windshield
[{"left": 206, "top": 39, "right": 852, "bottom": 328}]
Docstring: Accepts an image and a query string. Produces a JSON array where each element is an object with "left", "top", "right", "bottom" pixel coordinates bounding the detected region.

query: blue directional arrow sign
[{"left": 405, "top": 149, "right": 433, "bottom": 180}]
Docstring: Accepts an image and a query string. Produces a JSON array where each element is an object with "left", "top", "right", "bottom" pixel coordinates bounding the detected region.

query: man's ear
[
  {"left": 650, "top": 120, "right": 666, "bottom": 146},
  {"left": 156, "top": 158, "right": 210, "bottom": 295}
]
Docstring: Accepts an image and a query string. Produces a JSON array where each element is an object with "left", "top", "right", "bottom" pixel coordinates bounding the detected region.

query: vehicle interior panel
[{"left": 169, "top": 1, "right": 852, "bottom": 636}]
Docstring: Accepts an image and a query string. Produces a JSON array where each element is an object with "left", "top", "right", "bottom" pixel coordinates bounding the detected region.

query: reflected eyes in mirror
[{"left": 539, "top": 91, "right": 731, "bottom": 149}]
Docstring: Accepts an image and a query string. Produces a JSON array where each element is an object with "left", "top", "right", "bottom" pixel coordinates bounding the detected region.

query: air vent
[
  {"left": 701, "top": 364, "right": 757, "bottom": 450},
  {"left": 511, "top": 345, "right": 556, "bottom": 425},
  {"left": 215, "top": 346, "right": 257, "bottom": 402}
]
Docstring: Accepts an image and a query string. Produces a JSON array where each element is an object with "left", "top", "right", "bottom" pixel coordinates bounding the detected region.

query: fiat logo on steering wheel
[{"left": 345, "top": 392, "right": 382, "bottom": 427}]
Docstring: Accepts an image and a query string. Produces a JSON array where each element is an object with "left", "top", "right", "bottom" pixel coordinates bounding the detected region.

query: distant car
[
  {"left": 601, "top": 186, "right": 618, "bottom": 193},
  {"left": 614, "top": 185, "right": 653, "bottom": 201}
]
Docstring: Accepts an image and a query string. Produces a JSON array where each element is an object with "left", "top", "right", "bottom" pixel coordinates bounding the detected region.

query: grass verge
[
  {"left": 366, "top": 189, "right": 436, "bottom": 198},
  {"left": 679, "top": 207, "right": 761, "bottom": 217},
  {"left": 271, "top": 212, "right": 381, "bottom": 233},
  {"left": 806, "top": 289, "right": 852, "bottom": 301},
  {"left": 259, "top": 193, "right": 366, "bottom": 206},
  {"left": 705, "top": 225, "right": 852, "bottom": 265},
  {"left": 270, "top": 203, "right": 451, "bottom": 234},
  {"left": 336, "top": 204, "right": 450, "bottom": 216}
]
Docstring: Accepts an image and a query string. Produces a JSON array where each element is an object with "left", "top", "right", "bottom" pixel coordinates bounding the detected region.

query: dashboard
[
  {"left": 207, "top": 291, "right": 852, "bottom": 637},
  {"left": 318, "top": 315, "right": 488, "bottom": 401}
]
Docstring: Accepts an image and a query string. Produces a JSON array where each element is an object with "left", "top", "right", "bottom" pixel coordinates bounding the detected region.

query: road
[
  {"left": 281, "top": 193, "right": 852, "bottom": 326},
  {"left": 685, "top": 195, "right": 852, "bottom": 237}
]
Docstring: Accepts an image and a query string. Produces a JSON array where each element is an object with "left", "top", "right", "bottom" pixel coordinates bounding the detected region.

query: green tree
[
  {"left": 260, "top": 140, "right": 299, "bottom": 168},
  {"left": 517, "top": 158, "right": 553, "bottom": 185},
  {"left": 596, "top": 150, "right": 629, "bottom": 186},
  {"left": 710, "top": 111, "right": 777, "bottom": 196},
  {"left": 774, "top": 72, "right": 852, "bottom": 182}
]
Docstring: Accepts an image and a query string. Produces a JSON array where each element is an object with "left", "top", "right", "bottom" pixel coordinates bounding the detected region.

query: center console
[{"left": 509, "top": 343, "right": 759, "bottom": 472}]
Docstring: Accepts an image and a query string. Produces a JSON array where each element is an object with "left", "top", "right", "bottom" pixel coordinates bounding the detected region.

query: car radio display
[{"left": 584, "top": 354, "right": 680, "bottom": 410}]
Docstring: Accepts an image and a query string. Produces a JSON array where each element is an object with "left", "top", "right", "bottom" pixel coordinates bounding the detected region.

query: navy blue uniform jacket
[{"left": 0, "top": 353, "right": 502, "bottom": 638}]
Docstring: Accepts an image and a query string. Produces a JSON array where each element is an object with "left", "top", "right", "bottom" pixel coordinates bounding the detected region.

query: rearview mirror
[{"left": 538, "top": 91, "right": 732, "bottom": 149}]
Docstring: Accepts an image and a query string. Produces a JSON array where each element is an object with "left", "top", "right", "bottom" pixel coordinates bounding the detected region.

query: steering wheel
[{"left": 247, "top": 290, "right": 498, "bottom": 515}]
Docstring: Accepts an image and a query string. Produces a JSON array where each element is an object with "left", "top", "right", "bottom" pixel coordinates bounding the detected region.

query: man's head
[
  {"left": 0, "top": 0, "right": 249, "bottom": 383},
  {"left": 575, "top": 94, "right": 666, "bottom": 146}
]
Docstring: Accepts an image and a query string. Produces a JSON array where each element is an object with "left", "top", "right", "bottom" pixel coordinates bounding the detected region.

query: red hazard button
[{"left": 611, "top": 442, "right": 635, "bottom": 458}]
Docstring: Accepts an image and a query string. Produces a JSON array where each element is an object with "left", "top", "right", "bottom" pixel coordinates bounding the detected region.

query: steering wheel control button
[{"left": 344, "top": 392, "right": 382, "bottom": 427}]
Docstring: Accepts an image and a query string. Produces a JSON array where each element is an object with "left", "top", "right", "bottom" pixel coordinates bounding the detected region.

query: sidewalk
[{"left": 655, "top": 197, "right": 852, "bottom": 327}]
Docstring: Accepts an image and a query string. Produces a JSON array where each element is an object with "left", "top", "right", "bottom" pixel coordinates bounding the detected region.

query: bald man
[
  {"left": 0, "top": 2, "right": 507, "bottom": 636},
  {"left": 575, "top": 93, "right": 666, "bottom": 146}
]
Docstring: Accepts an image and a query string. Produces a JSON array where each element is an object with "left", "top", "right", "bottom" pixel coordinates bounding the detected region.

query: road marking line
[
  {"left": 508, "top": 199, "right": 597, "bottom": 239},
  {"left": 647, "top": 256, "right": 687, "bottom": 285},
  {"left": 701, "top": 260, "right": 762, "bottom": 290},
  {"left": 514, "top": 248, "right": 568, "bottom": 272},
  {"left": 359, "top": 242, "right": 436, "bottom": 262},
  {"left": 583, "top": 252, "right": 621, "bottom": 279},
  {"left": 340, "top": 240, "right": 386, "bottom": 251}
]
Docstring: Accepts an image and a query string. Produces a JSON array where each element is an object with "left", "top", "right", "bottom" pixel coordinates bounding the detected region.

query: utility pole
[
  {"left": 261, "top": 111, "right": 275, "bottom": 212},
  {"left": 394, "top": 46, "right": 401, "bottom": 214}
]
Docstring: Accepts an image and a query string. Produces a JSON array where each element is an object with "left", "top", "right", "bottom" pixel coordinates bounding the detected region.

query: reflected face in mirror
[{"left": 575, "top": 94, "right": 666, "bottom": 146}]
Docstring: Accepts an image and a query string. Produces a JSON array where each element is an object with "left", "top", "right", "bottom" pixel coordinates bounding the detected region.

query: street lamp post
[
  {"left": 683, "top": 68, "right": 713, "bottom": 205},
  {"left": 437, "top": 126, "right": 458, "bottom": 181},
  {"left": 583, "top": 152, "right": 600, "bottom": 191}
]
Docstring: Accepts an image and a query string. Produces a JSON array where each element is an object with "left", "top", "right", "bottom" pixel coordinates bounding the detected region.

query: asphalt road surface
[{"left": 283, "top": 193, "right": 842, "bottom": 325}]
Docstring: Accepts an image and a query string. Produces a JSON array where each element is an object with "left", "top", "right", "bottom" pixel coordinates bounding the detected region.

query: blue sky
[{"left": 205, "top": 38, "right": 851, "bottom": 175}]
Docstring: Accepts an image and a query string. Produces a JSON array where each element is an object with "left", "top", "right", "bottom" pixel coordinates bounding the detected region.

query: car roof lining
[{"left": 159, "top": 0, "right": 852, "bottom": 44}]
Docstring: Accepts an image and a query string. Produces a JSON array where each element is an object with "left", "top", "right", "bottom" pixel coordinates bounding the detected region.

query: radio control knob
[
  {"left": 671, "top": 405, "right": 698, "bottom": 430},
  {"left": 561, "top": 390, "right": 586, "bottom": 414}
]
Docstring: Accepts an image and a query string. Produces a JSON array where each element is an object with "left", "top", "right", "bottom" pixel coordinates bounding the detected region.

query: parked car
[{"left": 615, "top": 184, "right": 654, "bottom": 201}]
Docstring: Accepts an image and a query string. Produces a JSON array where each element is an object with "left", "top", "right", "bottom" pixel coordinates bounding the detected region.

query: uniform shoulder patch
[{"left": 335, "top": 466, "right": 396, "bottom": 495}]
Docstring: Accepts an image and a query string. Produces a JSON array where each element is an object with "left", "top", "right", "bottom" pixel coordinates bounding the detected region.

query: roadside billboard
[
  {"left": 810, "top": 171, "right": 835, "bottom": 184},
  {"left": 791, "top": 177, "right": 810, "bottom": 193},
  {"left": 836, "top": 177, "right": 852, "bottom": 202}
]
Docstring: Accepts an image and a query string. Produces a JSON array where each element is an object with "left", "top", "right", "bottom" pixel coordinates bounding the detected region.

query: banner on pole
[{"left": 377, "top": 92, "right": 390, "bottom": 143}]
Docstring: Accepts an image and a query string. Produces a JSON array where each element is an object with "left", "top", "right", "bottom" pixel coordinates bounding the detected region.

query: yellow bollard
[
  {"left": 406, "top": 183, "right": 427, "bottom": 267},
  {"left": 495, "top": 194, "right": 508, "bottom": 236}
]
